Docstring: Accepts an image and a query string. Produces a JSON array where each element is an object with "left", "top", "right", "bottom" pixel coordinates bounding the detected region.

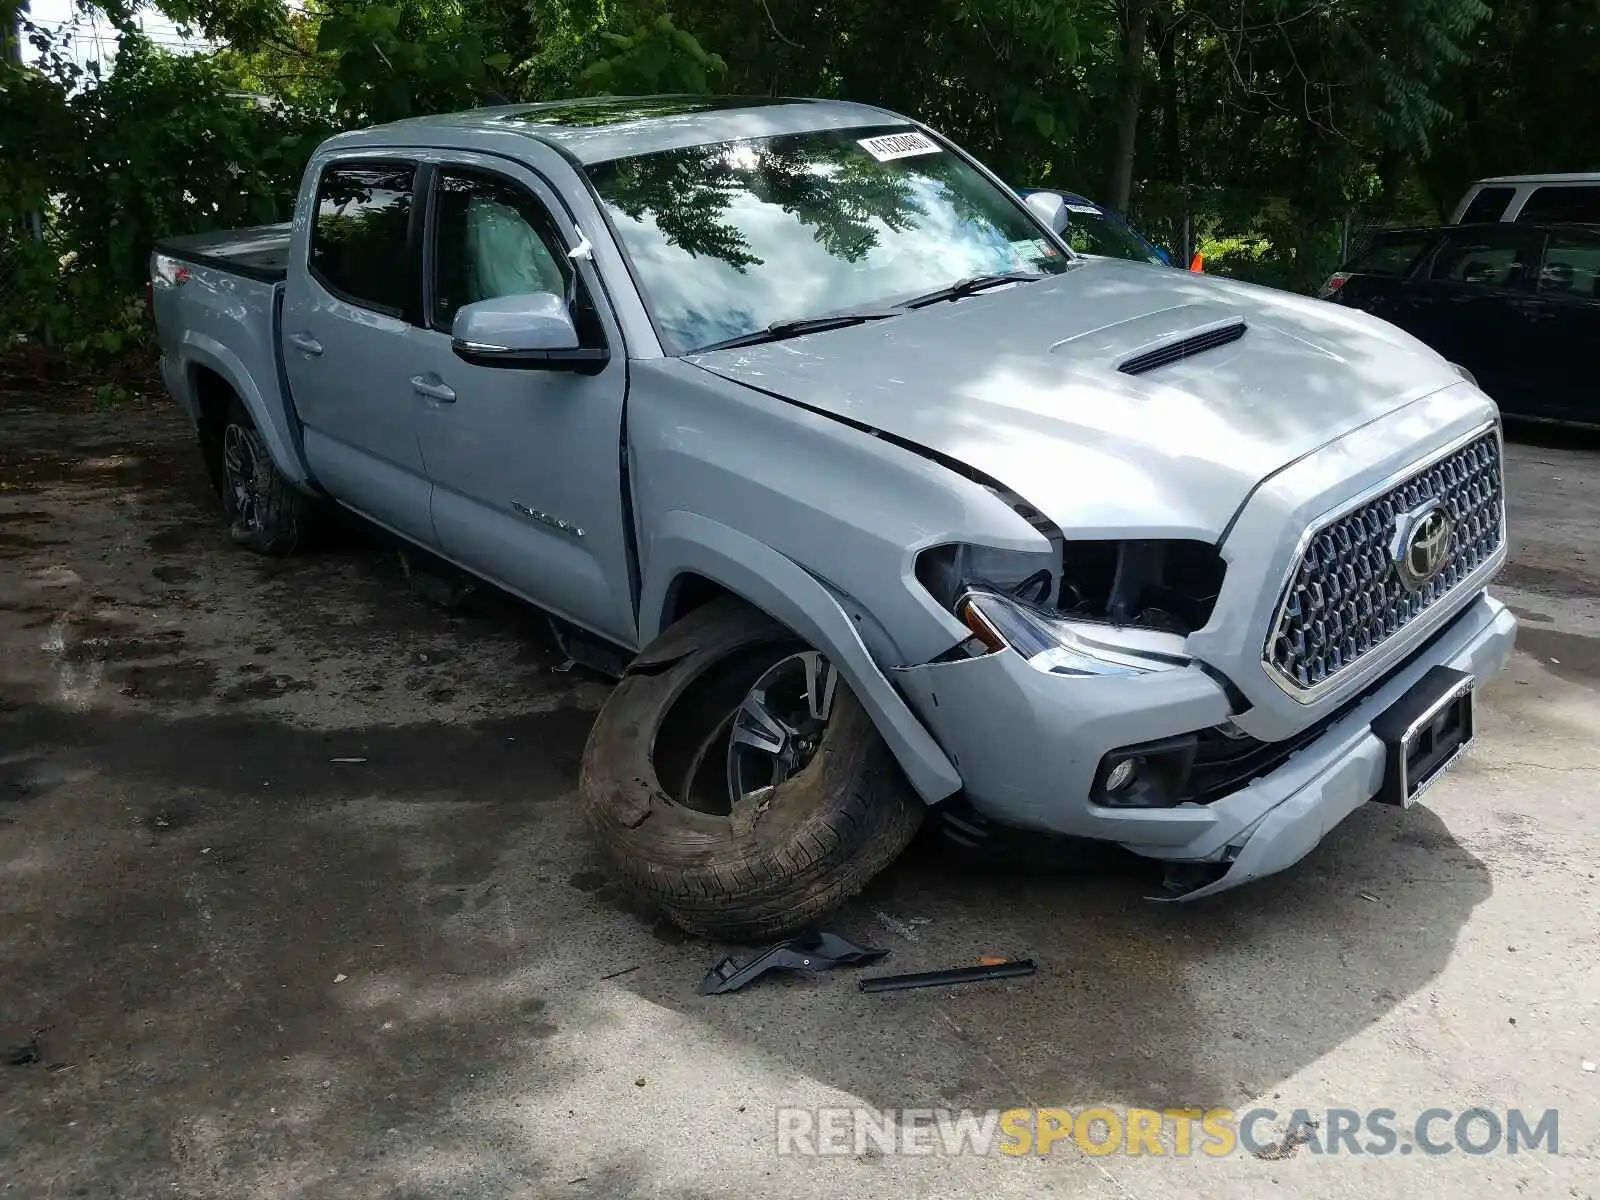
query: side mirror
[
  {"left": 1024, "top": 191, "right": 1071, "bottom": 236},
  {"left": 450, "top": 292, "right": 608, "bottom": 374}
]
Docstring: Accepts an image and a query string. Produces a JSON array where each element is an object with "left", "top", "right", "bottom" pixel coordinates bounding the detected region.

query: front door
[
  {"left": 281, "top": 157, "right": 436, "bottom": 543},
  {"left": 1519, "top": 227, "right": 1600, "bottom": 423},
  {"left": 1416, "top": 226, "right": 1543, "bottom": 415},
  {"left": 415, "top": 159, "right": 637, "bottom": 646}
]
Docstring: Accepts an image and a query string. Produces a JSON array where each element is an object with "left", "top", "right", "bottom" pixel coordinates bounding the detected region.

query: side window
[
  {"left": 310, "top": 163, "right": 416, "bottom": 315},
  {"left": 1346, "top": 234, "right": 1432, "bottom": 277},
  {"left": 1516, "top": 185, "right": 1600, "bottom": 224},
  {"left": 430, "top": 172, "right": 572, "bottom": 331},
  {"left": 1429, "top": 230, "right": 1533, "bottom": 289},
  {"left": 1459, "top": 186, "right": 1515, "bottom": 224},
  {"left": 1538, "top": 230, "right": 1600, "bottom": 301}
]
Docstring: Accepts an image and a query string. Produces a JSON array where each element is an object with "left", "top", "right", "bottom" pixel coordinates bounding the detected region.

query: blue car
[{"left": 1017, "top": 188, "right": 1174, "bottom": 266}]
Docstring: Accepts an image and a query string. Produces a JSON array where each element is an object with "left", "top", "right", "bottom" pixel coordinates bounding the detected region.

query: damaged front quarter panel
[{"left": 891, "top": 648, "right": 1232, "bottom": 845}]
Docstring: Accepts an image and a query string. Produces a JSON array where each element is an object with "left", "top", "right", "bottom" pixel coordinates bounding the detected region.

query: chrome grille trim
[{"left": 1263, "top": 423, "right": 1505, "bottom": 699}]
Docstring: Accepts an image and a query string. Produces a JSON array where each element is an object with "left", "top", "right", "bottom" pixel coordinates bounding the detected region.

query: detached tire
[
  {"left": 218, "top": 397, "right": 320, "bottom": 556},
  {"left": 581, "top": 599, "right": 924, "bottom": 942}
]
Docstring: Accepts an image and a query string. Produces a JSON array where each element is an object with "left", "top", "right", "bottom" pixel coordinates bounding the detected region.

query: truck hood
[{"left": 689, "top": 259, "right": 1464, "bottom": 540}]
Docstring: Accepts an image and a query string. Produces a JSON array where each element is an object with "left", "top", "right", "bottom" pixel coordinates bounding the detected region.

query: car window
[
  {"left": 1458, "top": 186, "right": 1514, "bottom": 223},
  {"left": 430, "top": 171, "right": 571, "bottom": 331},
  {"left": 585, "top": 126, "right": 1071, "bottom": 354},
  {"left": 1346, "top": 233, "right": 1431, "bottom": 277},
  {"left": 1064, "top": 207, "right": 1165, "bottom": 264},
  {"left": 1538, "top": 230, "right": 1600, "bottom": 300},
  {"left": 1516, "top": 185, "right": 1600, "bottom": 224},
  {"left": 1429, "top": 230, "right": 1533, "bottom": 289},
  {"left": 310, "top": 163, "right": 416, "bottom": 315}
]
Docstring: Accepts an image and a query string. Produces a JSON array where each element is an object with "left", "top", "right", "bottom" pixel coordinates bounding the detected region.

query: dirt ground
[{"left": 1, "top": 382, "right": 1596, "bottom": 1200}]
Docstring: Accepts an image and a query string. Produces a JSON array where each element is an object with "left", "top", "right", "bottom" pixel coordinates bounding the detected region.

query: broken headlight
[
  {"left": 915, "top": 542, "right": 1056, "bottom": 611},
  {"left": 956, "top": 587, "right": 1191, "bottom": 676}
]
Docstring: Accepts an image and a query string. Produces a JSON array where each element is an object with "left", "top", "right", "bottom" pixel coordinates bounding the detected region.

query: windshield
[
  {"left": 585, "top": 127, "right": 1072, "bottom": 354},
  {"left": 1064, "top": 208, "right": 1163, "bottom": 264}
]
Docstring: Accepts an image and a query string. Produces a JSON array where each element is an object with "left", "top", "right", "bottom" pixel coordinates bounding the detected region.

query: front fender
[
  {"left": 179, "top": 330, "right": 314, "bottom": 490},
  {"left": 640, "top": 509, "right": 963, "bottom": 804}
]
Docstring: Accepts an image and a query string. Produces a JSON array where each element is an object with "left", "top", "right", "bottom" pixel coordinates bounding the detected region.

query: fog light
[{"left": 1104, "top": 757, "right": 1139, "bottom": 793}]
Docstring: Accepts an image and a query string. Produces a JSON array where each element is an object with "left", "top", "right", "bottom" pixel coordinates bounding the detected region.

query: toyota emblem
[{"left": 1392, "top": 503, "right": 1455, "bottom": 591}]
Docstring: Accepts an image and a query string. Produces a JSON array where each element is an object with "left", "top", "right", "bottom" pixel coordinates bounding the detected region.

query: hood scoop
[{"left": 1116, "top": 317, "right": 1247, "bottom": 376}]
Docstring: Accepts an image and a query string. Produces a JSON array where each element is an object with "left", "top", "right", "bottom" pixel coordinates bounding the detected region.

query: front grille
[{"left": 1265, "top": 430, "right": 1503, "bottom": 692}]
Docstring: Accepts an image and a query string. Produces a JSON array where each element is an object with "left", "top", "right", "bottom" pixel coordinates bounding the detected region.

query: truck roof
[
  {"left": 1471, "top": 171, "right": 1600, "bottom": 185},
  {"left": 326, "top": 95, "right": 909, "bottom": 166}
]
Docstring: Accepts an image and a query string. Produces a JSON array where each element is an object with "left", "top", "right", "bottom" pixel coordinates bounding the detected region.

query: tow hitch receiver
[{"left": 1370, "top": 665, "right": 1475, "bottom": 807}]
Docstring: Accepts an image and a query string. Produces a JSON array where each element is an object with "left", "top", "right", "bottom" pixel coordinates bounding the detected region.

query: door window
[
  {"left": 1458, "top": 186, "right": 1515, "bottom": 223},
  {"left": 1537, "top": 230, "right": 1600, "bottom": 300},
  {"left": 309, "top": 163, "right": 416, "bottom": 315},
  {"left": 430, "top": 172, "right": 572, "bottom": 331},
  {"left": 1429, "top": 229, "right": 1535, "bottom": 289},
  {"left": 1345, "top": 232, "right": 1432, "bottom": 277},
  {"left": 1516, "top": 185, "right": 1600, "bottom": 224}
]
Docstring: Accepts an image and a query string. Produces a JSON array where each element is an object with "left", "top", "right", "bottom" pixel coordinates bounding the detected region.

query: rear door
[
  {"left": 281, "top": 157, "right": 437, "bottom": 544},
  {"left": 414, "top": 156, "right": 638, "bottom": 646},
  {"left": 1519, "top": 227, "right": 1600, "bottom": 422},
  {"left": 1413, "top": 226, "right": 1543, "bottom": 411}
]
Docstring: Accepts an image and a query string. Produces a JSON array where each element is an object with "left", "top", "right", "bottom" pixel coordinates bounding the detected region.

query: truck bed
[{"left": 155, "top": 223, "right": 291, "bottom": 283}]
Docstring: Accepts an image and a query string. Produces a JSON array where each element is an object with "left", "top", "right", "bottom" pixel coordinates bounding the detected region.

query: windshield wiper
[
  {"left": 693, "top": 309, "right": 902, "bottom": 354},
  {"left": 900, "top": 270, "right": 1046, "bottom": 310}
]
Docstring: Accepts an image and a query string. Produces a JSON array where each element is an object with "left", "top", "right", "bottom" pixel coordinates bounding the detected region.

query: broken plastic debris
[
  {"left": 553, "top": 658, "right": 576, "bottom": 674},
  {"left": 1359, "top": 892, "right": 1379, "bottom": 903},
  {"left": 700, "top": 931, "right": 887, "bottom": 995},
  {"left": 333, "top": 973, "right": 348, "bottom": 984},
  {"left": 1583, "top": 1060, "right": 1597, "bottom": 1073},
  {"left": 860, "top": 959, "right": 1037, "bottom": 993}
]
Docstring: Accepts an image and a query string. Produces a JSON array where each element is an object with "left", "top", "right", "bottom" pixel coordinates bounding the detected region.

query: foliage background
[{"left": 4, "top": 0, "right": 1599, "bottom": 346}]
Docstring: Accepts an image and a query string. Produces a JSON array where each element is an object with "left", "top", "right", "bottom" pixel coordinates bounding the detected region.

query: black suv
[{"left": 1322, "top": 222, "right": 1599, "bottom": 426}]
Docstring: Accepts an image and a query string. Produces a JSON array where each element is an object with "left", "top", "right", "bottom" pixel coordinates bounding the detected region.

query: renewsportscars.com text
[{"left": 775, "top": 1106, "right": 1560, "bottom": 1158}]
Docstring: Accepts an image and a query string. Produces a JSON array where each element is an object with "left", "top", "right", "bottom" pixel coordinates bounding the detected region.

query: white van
[{"left": 1450, "top": 173, "right": 1600, "bottom": 224}]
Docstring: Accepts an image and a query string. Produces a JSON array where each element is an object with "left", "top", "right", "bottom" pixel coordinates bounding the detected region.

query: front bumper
[{"left": 893, "top": 589, "right": 1517, "bottom": 895}]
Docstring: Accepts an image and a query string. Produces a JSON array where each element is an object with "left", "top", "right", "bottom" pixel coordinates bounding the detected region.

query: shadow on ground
[{"left": 626, "top": 800, "right": 1492, "bottom": 1113}]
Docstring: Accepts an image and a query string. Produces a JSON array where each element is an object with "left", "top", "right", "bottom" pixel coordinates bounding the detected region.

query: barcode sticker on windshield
[{"left": 857, "top": 131, "right": 942, "bottom": 162}]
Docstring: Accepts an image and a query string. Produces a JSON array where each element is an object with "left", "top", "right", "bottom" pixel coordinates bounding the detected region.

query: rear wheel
[
  {"left": 580, "top": 599, "right": 924, "bottom": 942},
  {"left": 218, "top": 398, "right": 320, "bottom": 556}
]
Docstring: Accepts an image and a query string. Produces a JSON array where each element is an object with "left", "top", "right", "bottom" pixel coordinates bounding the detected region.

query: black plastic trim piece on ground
[
  {"left": 858, "top": 959, "right": 1037, "bottom": 993},
  {"left": 698, "top": 931, "right": 888, "bottom": 995}
]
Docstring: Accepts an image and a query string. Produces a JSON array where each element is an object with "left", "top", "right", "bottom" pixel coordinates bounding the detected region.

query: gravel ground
[{"left": 1, "top": 386, "right": 1595, "bottom": 1199}]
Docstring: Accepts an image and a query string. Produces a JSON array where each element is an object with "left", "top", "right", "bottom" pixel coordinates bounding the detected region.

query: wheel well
[
  {"left": 191, "top": 365, "right": 235, "bottom": 493},
  {"left": 661, "top": 573, "right": 740, "bottom": 632}
]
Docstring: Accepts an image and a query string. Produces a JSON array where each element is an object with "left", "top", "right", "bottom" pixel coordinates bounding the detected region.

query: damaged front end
[{"left": 892, "top": 519, "right": 1270, "bottom": 842}]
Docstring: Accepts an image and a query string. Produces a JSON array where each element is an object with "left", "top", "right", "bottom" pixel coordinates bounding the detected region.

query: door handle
[
  {"left": 411, "top": 374, "right": 457, "bottom": 403},
  {"left": 287, "top": 331, "right": 324, "bottom": 356}
]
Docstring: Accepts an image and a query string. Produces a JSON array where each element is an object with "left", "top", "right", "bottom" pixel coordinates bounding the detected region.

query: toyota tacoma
[{"left": 149, "top": 96, "right": 1516, "bottom": 939}]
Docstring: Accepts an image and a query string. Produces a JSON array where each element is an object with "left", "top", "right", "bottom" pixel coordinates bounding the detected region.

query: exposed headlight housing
[{"left": 956, "top": 587, "right": 1190, "bottom": 676}]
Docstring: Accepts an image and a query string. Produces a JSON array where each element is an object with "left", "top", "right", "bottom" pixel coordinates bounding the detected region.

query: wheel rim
[
  {"left": 725, "top": 650, "right": 838, "bottom": 814},
  {"left": 221, "top": 423, "right": 263, "bottom": 533}
]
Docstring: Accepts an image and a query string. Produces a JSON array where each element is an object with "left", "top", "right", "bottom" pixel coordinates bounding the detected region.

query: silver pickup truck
[{"left": 151, "top": 96, "right": 1516, "bottom": 940}]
